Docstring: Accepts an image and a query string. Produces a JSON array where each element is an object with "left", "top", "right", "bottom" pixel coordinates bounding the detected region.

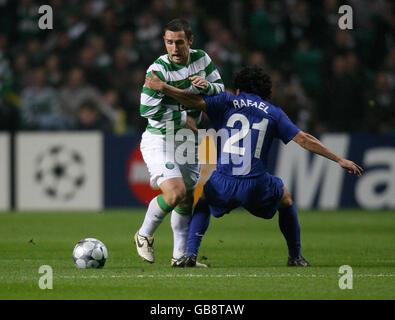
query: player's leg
[
  {"left": 172, "top": 192, "right": 211, "bottom": 267},
  {"left": 173, "top": 172, "right": 238, "bottom": 268},
  {"left": 186, "top": 193, "right": 211, "bottom": 258},
  {"left": 135, "top": 131, "right": 187, "bottom": 263},
  {"left": 170, "top": 188, "right": 209, "bottom": 268},
  {"left": 135, "top": 177, "right": 186, "bottom": 263},
  {"left": 170, "top": 160, "right": 211, "bottom": 267},
  {"left": 278, "top": 187, "right": 310, "bottom": 266},
  {"left": 170, "top": 190, "right": 194, "bottom": 261},
  {"left": 139, "top": 177, "right": 186, "bottom": 238}
]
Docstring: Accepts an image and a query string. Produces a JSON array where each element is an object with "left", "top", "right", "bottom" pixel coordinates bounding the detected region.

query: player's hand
[
  {"left": 338, "top": 158, "right": 363, "bottom": 176},
  {"left": 145, "top": 71, "right": 164, "bottom": 92},
  {"left": 185, "top": 115, "right": 198, "bottom": 134},
  {"left": 189, "top": 76, "right": 208, "bottom": 89}
]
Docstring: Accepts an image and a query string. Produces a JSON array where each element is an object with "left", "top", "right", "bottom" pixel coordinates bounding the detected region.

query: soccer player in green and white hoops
[{"left": 134, "top": 18, "right": 224, "bottom": 266}]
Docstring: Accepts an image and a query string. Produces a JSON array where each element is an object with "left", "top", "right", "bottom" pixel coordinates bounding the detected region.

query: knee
[
  {"left": 279, "top": 190, "right": 293, "bottom": 209},
  {"left": 177, "top": 192, "right": 194, "bottom": 210},
  {"left": 163, "top": 185, "right": 187, "bottom": 208}
]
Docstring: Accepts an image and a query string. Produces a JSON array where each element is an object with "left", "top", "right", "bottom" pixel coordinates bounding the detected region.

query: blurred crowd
[{"left": 0, "top": 0, "right": 394, "bottom": 135}]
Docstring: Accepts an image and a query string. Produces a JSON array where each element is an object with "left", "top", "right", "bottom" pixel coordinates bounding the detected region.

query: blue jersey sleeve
[
  {"left": 276, "top": 108, "right": 300, "bottom": 144},
  {"left": 201, "top": 92, "right": 233, "bottom": 121}
]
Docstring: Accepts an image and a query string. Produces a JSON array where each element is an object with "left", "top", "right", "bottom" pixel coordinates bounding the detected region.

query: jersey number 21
[{"left": 223, "top": 113, "right": 269, "bottom": 159}]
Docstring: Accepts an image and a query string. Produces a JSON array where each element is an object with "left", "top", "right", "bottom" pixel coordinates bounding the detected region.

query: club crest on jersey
[
  {"left": 197, "top": 71, "right": 206, "bottom": 78},
  {"left": 165, "top": 162, "right": 175, "bottom": 170}
]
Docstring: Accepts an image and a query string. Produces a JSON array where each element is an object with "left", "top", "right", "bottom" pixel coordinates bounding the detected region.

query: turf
[{"left": 0, "top": 209, "right": 394, "bottom": 300}]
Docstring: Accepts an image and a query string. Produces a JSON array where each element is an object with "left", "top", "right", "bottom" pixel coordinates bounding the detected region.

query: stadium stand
[{"left": 0, "top": 0, "right": 394, "bottom": 134}]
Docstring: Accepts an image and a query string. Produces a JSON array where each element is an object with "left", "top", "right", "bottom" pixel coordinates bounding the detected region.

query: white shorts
[{"left": 140, "top": 130, "right": 200, "bottom": 191}]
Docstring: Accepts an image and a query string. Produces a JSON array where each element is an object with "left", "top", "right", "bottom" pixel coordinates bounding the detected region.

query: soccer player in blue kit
[{"left": 145, "top": 66, "right": 363, "bottom": 267}]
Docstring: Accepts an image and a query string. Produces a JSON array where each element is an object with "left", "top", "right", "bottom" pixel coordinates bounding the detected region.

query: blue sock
[
  {"left": 278, "top": 203, "right": 301, "bottom": 258},
  {"left": 186, "top": 199, "right": 211, "bottom": 257}
]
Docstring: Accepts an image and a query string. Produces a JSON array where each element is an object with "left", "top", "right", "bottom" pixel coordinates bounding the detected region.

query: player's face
[{"left": 163, "top": 30, "right": 193, "bottom": 65}]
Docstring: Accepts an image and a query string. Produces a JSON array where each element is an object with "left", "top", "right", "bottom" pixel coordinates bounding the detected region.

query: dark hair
[
  {"left": 79, "top": 100, "right": 98, "bottom": 111},
  {"left": 233, "top": 66, "right": 272, "bottom": 100},
  {"left": 164, "top": 18, "right": 192, "bottom": 39}
]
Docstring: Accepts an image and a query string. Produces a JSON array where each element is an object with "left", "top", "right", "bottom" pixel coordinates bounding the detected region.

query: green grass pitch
[{"left": 0, "top": 209, "right": 394, "bottom": 300}]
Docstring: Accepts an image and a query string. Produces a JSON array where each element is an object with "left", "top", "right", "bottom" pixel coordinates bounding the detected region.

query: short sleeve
[
  {"left": 201, "top": 92, "right": 233, "bottom": 121},
  {"left": 276, "top": 108, "right": 300, "bottom": 144}
]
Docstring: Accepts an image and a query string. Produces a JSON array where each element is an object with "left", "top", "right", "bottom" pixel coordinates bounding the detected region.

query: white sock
[
  {"left": 139, "top": 196, "right": 169, "bottom": 238},
  {"left": 171, "top": 210, "right": 192, "bottom": 259}
]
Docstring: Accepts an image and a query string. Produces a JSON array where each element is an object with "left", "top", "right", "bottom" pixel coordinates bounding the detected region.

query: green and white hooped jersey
[{"left": 140, "top": 49, "right": 224, "bottom": 135}]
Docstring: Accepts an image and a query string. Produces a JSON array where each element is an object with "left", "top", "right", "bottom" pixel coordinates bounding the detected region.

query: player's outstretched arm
[
  {"left": 292, "top": 131, "right": 363, "bottom": 176},
  {"left": 145, "top": 71, "right": 207, "bottom": 111}
]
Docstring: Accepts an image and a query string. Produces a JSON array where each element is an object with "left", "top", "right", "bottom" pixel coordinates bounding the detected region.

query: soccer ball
[{"left": 72, "top": 238, "right": 108, "bottom": 269}]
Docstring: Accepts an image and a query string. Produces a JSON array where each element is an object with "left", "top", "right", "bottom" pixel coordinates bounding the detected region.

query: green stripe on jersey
[
  {"left": 142, "top": 86, "right": 162, "bottom": 99},
  {"left": 154, "top": 58, "right": 184, "bottom": 72},
  {"left": 173, "top": 110, "right": 182, "bottom": 126},
  {"left": 189, "top": 49, "right": 206, "bottom": 64},
  {"left": 204, "top": 61, "right": 217, "bottom": 77},
  {"left": 140, "top": 104, "right": 156, "bottom": 115},
  {"left": 151, "top": 105, "right": 167, "bottom": 121},
  {"left": 147, "top": 70, "right": 165, "bottom": 81},
  {"left": 146, "top": 122, "right": 186, "bottom": 135},
  {"left": 167, "top": 79, "right": 191, "bottom": 89},
  {"left": 162, "top": 95, "right": 180, "bottom": 106},
  {"left": 147, "top": 123, "right": 166, "bottom": 135}
]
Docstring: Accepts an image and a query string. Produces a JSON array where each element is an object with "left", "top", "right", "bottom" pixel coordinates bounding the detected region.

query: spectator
[
  {"left": 0, "top": 34, "right": 19, "bottom": 131},
  {"left": 118, "top": 30, "right": 140, "bottom": 66},
  {"left": 103, "top": 89, "right": 126, "bottom": 135},
  {"left": 319, "top": 55, "right": 365, "bottom": 132},
  {"left": 76, "top": 46, "right": 105, "bottom": 89},
  {"left": 13, "top": 53, "right": 32, "bottom": 90},
  {"left": 205, "top": 28, "right": 242, "bottom": 88},
  {"left": 53, "top": 31, "right": 74, "bottom": 69},
  {"left": 45, "top": 54, "right": 62, "bottom": 88},
  {"left": 248, "top": 51, "right": 271, "bottom": 72},
  {"left": 382, "top": 47, "right": 395, "bottom": 90},
  {"left": 89, "top": 34, "right": 112, "bottom": 70},
  {"left": 20, "top": 67, "right": 67, "bottom": 130},
  {"left": 123, "top": 67, "right": 147, "bottom": 133},
  {"left": 76, "top": 100, "right": 113, "bottom": 133},
  {"left": 1, "top": 1, "right": 394, "bottom": 135},
  {"left": 16, "top": 0, "right": 40, "bottom": 40},
  {"left": 248, "top": 0, "right": 280, "bottom": 60},
  {"left": 59, "top": 67, "right": 116, "bottom": 127},
  {"left": 292, "top": 39, "right": 323, "bottom": 97},
  {"left": 364, "top": 72, "right": 395, "bottom": 133},
  {"left": 135, "top": 12, "right": 162, "bottom": 65},
  {"left": 0, "top": 34, "right": 14, "bottom": 98},
  {"left": 271, "top": 70, "right": 313, "bottom": 132},
  {"left": 283, "top": 0, "right": 315, "bottom": 54},
  {"left": 108, "top": 47, "right": 131, "bottom": 93},
  {"left": 26, "top": 37, "right": 45, "bottom": 66}
]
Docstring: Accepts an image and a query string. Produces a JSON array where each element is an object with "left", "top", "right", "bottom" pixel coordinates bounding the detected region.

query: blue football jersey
[{"left": 202, "top": 91, "right": 300, "bottom": 177}]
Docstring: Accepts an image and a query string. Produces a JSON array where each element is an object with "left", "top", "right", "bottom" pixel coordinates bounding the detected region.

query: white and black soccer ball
[
  {"left": 35, "top": 145, "right": 85, "bottom": 201},
  {"left": 72, "top": 238, "right": 108, "bottom": 269}
]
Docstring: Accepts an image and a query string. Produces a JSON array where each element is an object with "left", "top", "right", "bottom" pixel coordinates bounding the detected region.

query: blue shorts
[{"left": 203, "top": 171, "right": 284, "bottom": 219}]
